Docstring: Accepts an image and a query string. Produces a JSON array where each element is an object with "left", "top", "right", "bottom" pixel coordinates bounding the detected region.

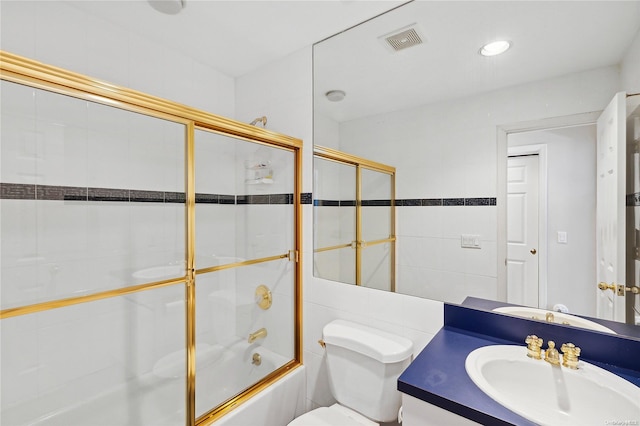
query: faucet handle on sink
[
  {"left": 525, "top": 335, "right": 543, "bottom": 359},
  {"left": 560, "top": 343, "right": 581, "bottom": 369}
]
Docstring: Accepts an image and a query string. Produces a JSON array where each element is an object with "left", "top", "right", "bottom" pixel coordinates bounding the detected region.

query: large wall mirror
[{"left": 313, "top": 0, "right": 640, "bottom": 336}]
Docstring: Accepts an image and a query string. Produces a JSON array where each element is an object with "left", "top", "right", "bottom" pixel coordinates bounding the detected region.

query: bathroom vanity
[{"left": 398, "top": 304, "right": 640, "bottom": 425}]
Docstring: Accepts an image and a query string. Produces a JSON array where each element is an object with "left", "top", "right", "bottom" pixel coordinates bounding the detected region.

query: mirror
[{"left": 313, "top": 0, "right": 640, "bottom": 334}]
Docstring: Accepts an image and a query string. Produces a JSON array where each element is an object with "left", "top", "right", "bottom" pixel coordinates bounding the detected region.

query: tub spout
[{"left": 248, "top": 327, "right": 267, "bottom": 343}]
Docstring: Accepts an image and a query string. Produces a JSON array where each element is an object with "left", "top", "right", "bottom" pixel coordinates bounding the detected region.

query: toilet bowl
[
  {"left": 288, "top": 320, "right": 413, "bottom": 426},
  {"left": 289, "top": 404, "right": 377, "bottom": 426}
]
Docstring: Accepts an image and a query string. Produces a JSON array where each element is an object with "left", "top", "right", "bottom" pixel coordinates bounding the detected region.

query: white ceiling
[
  {"left": 315, "top": 1, "right": 640, "bottom": 122},
  {"left": 67, "top": 0, "right": 407, "bottom": 77},
  {"left": 67, "top": 1, "right": 640, "bottom": 123}
]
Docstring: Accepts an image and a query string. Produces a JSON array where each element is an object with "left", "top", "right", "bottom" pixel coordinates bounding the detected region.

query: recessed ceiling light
[
  {"left": 148, "top": 0, "right": 185, "bottom": 15},
  {"left": 479, "top": 40, "right": 511, "bottom": 57},
  {"left": 326, "top": 90, "right": 346, "bottom": 102}
]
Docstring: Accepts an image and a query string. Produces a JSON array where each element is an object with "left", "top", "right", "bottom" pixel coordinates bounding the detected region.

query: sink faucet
[
  {"left": 248, "top": 327, "right": 267, "bottom": 343},
  {"left": 544, "top": 341, "right": 560, "bottom": 366},
  {"left": 561, "top": 343, "right": 581, "bottom": 369}
]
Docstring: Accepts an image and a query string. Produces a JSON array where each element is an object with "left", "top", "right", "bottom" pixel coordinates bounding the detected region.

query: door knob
[
  {"left": 530, "top": 248, "right": 537, "bottom": 255},
  {"left": 625, "top": 286, "right": 640, "bottom": 295},
  {"left": 598, "top": 282, "right": 616, "bottom": 291}
]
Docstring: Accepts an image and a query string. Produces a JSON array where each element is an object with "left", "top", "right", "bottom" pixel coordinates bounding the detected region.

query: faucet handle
[
  {"left": 525, "top": 335, "right": 543, "bottom": 359},
  {"left": 560, "top": 343, "right": 581, "bottom": 369}
]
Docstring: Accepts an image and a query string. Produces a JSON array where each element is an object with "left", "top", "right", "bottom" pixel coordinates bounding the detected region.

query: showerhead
[{"left": 250, "top": 116, "right": 267, "bottom": 127}]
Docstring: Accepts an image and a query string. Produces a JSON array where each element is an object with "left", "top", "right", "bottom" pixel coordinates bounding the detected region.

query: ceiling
[
  {"left": 315, "top": 1, "right": 640, "bottom": 122},
  {"left": 67, "top": 1, "right": 640, "bottom": 123},
  {"left": 67, "top": 0, "right": 407, "bottom": 77}
]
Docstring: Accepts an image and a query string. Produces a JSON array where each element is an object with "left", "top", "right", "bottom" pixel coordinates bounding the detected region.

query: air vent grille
[{"left": 384, "top": 28, "right": 423, "bottom": 51}]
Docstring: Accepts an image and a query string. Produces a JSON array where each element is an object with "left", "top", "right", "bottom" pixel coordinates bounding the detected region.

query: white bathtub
[{"left": 1, "top": 340, "right": 304, "bottom": 426}]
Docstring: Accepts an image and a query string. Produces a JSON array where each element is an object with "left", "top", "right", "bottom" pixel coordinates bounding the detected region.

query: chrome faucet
[{"left": 248, "top": 327, "right": 267, "bottom": 343}]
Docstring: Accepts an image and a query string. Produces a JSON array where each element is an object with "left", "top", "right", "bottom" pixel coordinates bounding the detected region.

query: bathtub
[{"left": 1, "top": 340, "right": 304, "bottom": 426}]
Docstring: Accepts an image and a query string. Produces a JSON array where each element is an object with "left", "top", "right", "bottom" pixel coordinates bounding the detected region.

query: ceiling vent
[{"left": 380, "top": 24, "right": 425, "bottom": 52}]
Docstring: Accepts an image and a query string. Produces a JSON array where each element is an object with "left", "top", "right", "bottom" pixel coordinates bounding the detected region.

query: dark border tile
[
  {"left": 195, "top": 193, "right": 219, "bottom": 204},
  {"left": 315, "top": 199, "right": 340, "bottom": 207},
  {"left": 443, "top": 198, "right": 464, "bottom": 206},
  {"left": 131, "top": 190, "right": 164, "bottom": 203},
  {"left": 88, "top": 187, "right": 129, "bottom": 202},
  {"left": 1, "top": 183, "right": 36, "bottom": 199},
  {"left": 219, "top": 195, "right": 236, "bottom": 204},
  {"left": 300, "top": 192, "right": 312, "bottom": 204},
  {"left": 340, "top": 200, "right": 356, "bottom": 207},
  {"left": 165, "top": 192, "right": 186, "bottom": 203},
  {"left": 361, "top": 199, "right": 391, "bottom": 207},
  {"left": 465, "top": 197, "right": 496, "bottom": 206},
  {"left": 422, "top": 198, "right": 443, "bottom": 206},
  {"left": 269, "top": 194, "right": 292, "bottom": 204},
  {"left": 396, "top": 199, "right": 419, "bottom": 206}
]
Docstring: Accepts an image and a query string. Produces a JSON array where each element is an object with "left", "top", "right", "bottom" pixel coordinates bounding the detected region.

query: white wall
[
  {"left": 337, "top": 66, "right": 620, "bottom": 304},
  {"left": 509, "top": 125, "right": 597, "bottom": 316},
  {"left": 235, "top": 46, "right": 445, "bottom": 415},
  {"left": 0, "top": 1, "right": 235, "bottom": 117},
  {"left": 621, "top": 28, "right": 640, "bottom": 94}
]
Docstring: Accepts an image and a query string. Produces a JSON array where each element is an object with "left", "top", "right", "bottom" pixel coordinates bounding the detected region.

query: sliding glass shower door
[{"left": 313, "top": 147, "right": 395, "bottom": 291}]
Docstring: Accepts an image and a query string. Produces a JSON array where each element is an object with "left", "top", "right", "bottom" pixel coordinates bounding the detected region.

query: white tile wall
[{"left": 338, "top": 65, "right": 620, "bottom": 305}]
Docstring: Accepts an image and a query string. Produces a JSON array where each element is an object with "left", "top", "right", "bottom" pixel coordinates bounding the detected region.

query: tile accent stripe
[
  {"left": 627, "top": 193, "right": 640, "bottom": 206},
  {"left": 1, "top": 183, "right": 297, "bottom": 205},
  {"left": 315, "top": 197, "right": 497, "bottom": 207}
]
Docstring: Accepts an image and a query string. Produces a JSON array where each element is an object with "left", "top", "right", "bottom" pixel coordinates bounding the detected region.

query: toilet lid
[{"left": 289, "top": 405, "right": 378, "bottom": 426}]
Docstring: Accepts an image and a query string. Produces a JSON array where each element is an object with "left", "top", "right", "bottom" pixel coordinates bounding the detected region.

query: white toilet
[{"left": 289, "top": 319, "right": 413, "bottom": 425}]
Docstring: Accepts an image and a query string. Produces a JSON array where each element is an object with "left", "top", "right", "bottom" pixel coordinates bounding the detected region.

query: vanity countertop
[
  {"left": 398, "top": 304, "right": 640, "bottom": 425},
  {"left": 461, "top": 296, "right": 640, "bottom": 339}
]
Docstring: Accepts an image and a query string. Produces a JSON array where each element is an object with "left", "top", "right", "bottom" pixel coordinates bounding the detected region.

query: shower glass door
[
  {"left": 193, "top": 129, "right": 297, "bottom": 419},
  {"left": 361, "top": 168, "right": 395, "bottom": 291},
  {"left": 1, "top": 79, "right": 187, "bottom": 425},
  {"left": 1, "top": 51, "right": 302, "bottom": 426},
  {"left": 313, "top": 157, "right": 357, "bottom": 284},
  {"left": 313, "top": 147, "right": 395, "bottom": 290}
]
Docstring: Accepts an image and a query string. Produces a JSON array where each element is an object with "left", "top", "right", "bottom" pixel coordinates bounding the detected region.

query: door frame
[
  {"left": 507, "top": 146, "right": 547, "bottom": 308},
  {"left": 497, "top": 111, "right": 601, "bottom": 303}
]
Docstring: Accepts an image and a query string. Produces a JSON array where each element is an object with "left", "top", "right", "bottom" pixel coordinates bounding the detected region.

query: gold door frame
[
  {"left": 313, "top": 146, "right": 396, "bottom": 291},
  {"left": 0, "top": 51, "right": 303, "bottom": 426}
]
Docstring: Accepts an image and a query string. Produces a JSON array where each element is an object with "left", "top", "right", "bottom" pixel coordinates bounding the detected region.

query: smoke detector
[{"left": 379, "top": 24, "right": 425, "bottom": 52}]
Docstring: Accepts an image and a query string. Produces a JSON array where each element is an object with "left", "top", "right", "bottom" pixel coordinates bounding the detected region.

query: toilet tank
[{"left": 323, "top": 320, "right": 413, "bottom": 423}]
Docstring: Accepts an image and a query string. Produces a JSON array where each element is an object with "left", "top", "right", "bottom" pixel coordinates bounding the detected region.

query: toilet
[{"left": 289, "top": 319, "right": 413, "bottom": 425}]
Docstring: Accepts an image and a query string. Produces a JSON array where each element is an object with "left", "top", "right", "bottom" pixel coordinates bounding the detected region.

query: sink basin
[
  {"left": 132, "top": 265, "right": 184, "bottom": 280},
  {"left": 493, "top": 306, "right": 616, "bottom": 334},
  {"left": 465, "top": 345, "right": 640, "bottom": 426}
]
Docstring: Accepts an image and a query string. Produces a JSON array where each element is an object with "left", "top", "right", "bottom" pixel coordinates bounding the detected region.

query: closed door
[
  {"left": 596, "top": 92, "right": 626, "bottom": 321},
  {"left": 507, "top": 155, "right": 540, "bottom": 307}
]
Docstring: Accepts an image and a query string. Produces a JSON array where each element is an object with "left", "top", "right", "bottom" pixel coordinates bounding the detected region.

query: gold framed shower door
[
  {"left": 313, "top": 146, "right": 396, "bottom": 291},
  {"left": 0, "top": 51, "right": 303, "bottom": 426}
]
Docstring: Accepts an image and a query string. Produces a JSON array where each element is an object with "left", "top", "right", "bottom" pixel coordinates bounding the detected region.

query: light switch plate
[
  {"left": 557, "top": 231, "right": 568, "bottom": 244},
  {"left": 461, "top": 234, "right": 481, "bottom": 249}
]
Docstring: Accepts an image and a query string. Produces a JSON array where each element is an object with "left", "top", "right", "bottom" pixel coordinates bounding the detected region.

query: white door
[
  {"left": 507, "top": 155, "right": 539, "bottom": 307},
  {"left": 596, "top": 92, "right": 626, "bottom": 322}
]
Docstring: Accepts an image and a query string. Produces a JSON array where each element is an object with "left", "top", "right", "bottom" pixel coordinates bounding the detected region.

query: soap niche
[{"left": 245, "top": 160, "right": 273, "bottom": 185}]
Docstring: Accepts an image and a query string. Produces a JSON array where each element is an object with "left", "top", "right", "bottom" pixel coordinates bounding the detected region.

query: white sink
[
  {"left": 493, "top": 306, "right": 616, "bottom": 334},
  {"left": 132, "top": 265, "right": 184, "bottom": 280},
  {"left": 465, "top": 345, "right": 640, "bottom": 426}
]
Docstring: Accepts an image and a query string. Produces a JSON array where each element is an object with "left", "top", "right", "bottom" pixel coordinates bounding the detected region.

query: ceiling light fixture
[
  {"left": 479, "top": 40, "right": 511, "bottom": 57},
  {"left": 148, "top": 0, "right": 185, "bottom": 15},
  {"left": 326, "top": 90, "right": 346, "bottom": 102}
]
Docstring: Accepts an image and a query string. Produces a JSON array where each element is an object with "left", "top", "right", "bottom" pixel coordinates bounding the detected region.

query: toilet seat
[{"left": 288, "top": 404, "right": 378, "bottom": 426}]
